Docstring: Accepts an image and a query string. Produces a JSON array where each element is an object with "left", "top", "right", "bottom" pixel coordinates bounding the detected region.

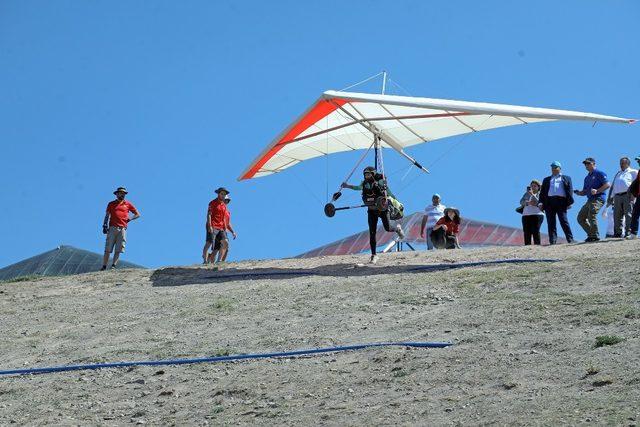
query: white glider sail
[{"left": 239, "top": 90, "right": 635, "bottom": 180}]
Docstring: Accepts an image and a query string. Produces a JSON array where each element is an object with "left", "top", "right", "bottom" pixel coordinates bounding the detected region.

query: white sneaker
[
  {"left": 369, "top": 254, "right": 378, "bottom": 264},
  {"left": 625, "top": 234, "right": 637, "bottom": 240},
  {"left": 395, "top": 224, "right": 405, "bottom": 240}
]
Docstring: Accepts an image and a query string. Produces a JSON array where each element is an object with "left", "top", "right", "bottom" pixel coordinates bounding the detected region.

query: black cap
[
  {"left": 215, "top": 187, "right": 230, "bottom": 195},
  {"left": 113, "top": 187, "right": 128, "bottom": 195},
  {"left": 582, "top": 157, "right": 596, "bottom": 164}
]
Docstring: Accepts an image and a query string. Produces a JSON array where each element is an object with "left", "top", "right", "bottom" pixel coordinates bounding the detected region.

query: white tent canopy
[{"left": 239, "top": 90, "right": 635, "bottom": 180}]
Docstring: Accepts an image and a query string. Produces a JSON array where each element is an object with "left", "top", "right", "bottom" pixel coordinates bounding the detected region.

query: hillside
[{"left": 1, "top": 242, "right": 639, "bottom": 425}]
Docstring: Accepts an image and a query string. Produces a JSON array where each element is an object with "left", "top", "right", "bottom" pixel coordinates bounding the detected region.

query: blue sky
[{"left": 1, "top": 1, "right": 638, "bottom": 268}]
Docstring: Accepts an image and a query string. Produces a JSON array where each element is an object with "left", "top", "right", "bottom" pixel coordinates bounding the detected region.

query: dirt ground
[{"left": 1, "top": 241, "right": 639, "bottom": 426}]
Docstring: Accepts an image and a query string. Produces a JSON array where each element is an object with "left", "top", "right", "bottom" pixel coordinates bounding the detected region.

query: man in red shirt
[
  {"left": 101, "top": 187, "right": 141, "bottom": 270},
  {"left": 203, "top": 187, "right": 232, "bottom": 264},
  {"left": 210, "top": 195, "right": 237, "bottom": 263}
]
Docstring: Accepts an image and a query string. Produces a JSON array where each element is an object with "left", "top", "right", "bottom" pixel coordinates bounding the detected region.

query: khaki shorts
[{"left": 105, "top": 226, "right": 127, "bottom": 253}]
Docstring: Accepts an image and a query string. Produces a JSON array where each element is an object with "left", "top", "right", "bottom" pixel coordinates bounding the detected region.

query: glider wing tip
[{"left": 629, "top": 119, "right": 637, "bottom": 124}]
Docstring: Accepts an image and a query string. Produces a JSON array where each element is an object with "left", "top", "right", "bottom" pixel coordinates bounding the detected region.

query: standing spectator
[
  {"left": 203, "top": 187, "right": 230, "bottom": 264},
  {"left": 606, "top": 157, "right": 638, "bottom": 237},
  {"left": 210, "top": 195, "right": 237, "bottom": 263},
  {"left": 101, "top": 187, "right": 140, "bottom": 270},
  {"left": 538, "top": 161, "right": 575, "bottom": 244},
  {"left": 626, "top": 155, "right": 640, "bottom": 239},
  {"left": 430, "top": 207, "right": 461, "bottom": 249},
  {"left": 420, "top": 194, "right": 446, "bottom": 250},
  {"left": 520, "top": 180, "right": 545, "bottom": 245},
  {"left": 602, "top": 206, "right": 618, "bottom": 238},
  {"left": 574, "top": 157, "right": 610, "bottom": 242}
]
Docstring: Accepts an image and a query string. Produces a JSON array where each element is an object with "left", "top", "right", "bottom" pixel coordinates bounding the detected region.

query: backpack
[{"left": 387, "top": 196, "right": 405, "bottom": 220}]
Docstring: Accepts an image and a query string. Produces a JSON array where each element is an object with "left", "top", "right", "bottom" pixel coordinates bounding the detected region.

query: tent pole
[
  {"left": 381, "top": 70, "right": 387, "bottom": 95},
  {"left": 374, "top": 134, "right": 380, "bottom": 170}
]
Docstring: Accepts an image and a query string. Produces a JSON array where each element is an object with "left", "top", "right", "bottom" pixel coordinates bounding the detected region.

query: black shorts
[
  {"left": 206, "top": 228, "right": 227, "bottom": 244},
  {"left": 213, "top": 230, "right": 228, "bottom": 250}
]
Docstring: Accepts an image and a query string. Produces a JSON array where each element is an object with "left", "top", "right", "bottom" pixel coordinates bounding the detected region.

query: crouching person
[
  {"left": 102, "top": 187, "right": 140, "bottom": 270},
  {"left": 430, "top": 207, "right": 461, "bottom": 249}
]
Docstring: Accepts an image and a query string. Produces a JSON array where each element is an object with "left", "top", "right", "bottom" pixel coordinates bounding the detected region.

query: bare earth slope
[{"left": 1, "top": 242, "right": 639, "bottom": 425}]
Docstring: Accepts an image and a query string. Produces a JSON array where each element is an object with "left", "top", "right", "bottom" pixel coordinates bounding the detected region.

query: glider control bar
[{"left": 324, "top": 203, "right": 367, "bottom": 217}]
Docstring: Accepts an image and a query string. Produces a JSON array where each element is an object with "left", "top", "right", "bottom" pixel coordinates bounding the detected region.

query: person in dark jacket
[
  {"left": 538, "top": 161, "right": 575, "bottom": 244},
  {"left": 626, "top": 155, "right": 640, "bottom": 239},
  {"left": 342, "top": 166, "right": 404, "bottom": 264}
]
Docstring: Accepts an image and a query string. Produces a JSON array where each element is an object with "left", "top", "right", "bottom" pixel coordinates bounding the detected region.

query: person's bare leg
[
  {"left": 102, "top": 251, "right": 110, "bottom": 267},
  {"left": 221, "top": 247, "right": 229, "bottom": 261},
  {"left": 217, "top": 241, "right": 228, "bottom": 263},
  {"left": 202, "top": 242, "right": 211, "bottom": 263},
  {"left": 210, "top": 249, "right": 219, "bottom": 263},
  {"left": 112, "top": 251, "right": 121, "bottom": 266}
]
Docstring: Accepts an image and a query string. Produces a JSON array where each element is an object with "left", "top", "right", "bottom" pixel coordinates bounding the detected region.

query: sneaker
[
  {"left": 626, "top": 234, "right": 638, "bottom": 240},
  {"left": 100, "top": 265, "right": 107, "bottom": 271},
  {"left": 395, "top": 224, "right": 405, "bottom": 240},
  {"left": 110, "top": 264, "right": 117, "bottom": 270},
  {"left": 369, "top": 254, "right": 378, "bottom": 264}
]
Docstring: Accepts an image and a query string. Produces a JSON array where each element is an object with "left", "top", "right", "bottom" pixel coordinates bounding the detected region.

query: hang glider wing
[{"left": 239, "top": 90, "right": 635, "bottom": 180}]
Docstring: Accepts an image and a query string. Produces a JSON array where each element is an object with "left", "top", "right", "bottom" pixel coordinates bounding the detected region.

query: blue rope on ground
[{"left": 0, "top": 341, "right": 452, "bottom": 377}]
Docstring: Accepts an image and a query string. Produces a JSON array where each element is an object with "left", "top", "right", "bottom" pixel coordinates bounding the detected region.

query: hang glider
[{"left": 239, "top": 90, "right": 635, "bottom": 180}]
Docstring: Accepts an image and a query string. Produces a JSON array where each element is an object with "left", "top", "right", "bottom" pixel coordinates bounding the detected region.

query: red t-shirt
[
  {"left": 106, "top": 200, "right": 138, "bottom": 228},
  {"left": 208, "top": 199, "right": 229, "bottom": 230},
  {"left": 435, "top": 217, "right": 459, "bottom": 235}
]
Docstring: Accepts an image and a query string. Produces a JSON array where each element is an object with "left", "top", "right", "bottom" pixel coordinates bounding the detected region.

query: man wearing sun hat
[
  {"left": 101, "top": 187, "right": 140, "bottom": 270},
  {"left": 203, "top": 187, "right": 231, "bottom": 264},
  {"left": 538, "top": 161, "right": 575, "bottom": 244},
  {"left": 209, "top": 194, "right": 238, "bottom": 263},
  {"left": 574, "top": 157, "right": 610, "bottom": 242}
]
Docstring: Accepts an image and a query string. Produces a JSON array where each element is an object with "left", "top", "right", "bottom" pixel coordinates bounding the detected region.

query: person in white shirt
[
  {"left": 606, "top": 157, "right": 638, "bottom": 237},
  {"left": 519, "top": 180, "right": 545, "bottom": 245},
  {"left": 420, "top": 194, "right": 446, "bottom": 250},
  {"left": 601, "top": 206, "right": 622, "bottom": 238}
]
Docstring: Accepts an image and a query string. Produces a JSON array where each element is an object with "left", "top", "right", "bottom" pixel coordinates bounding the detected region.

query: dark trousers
[
  {"left": 522, "top": 215, "right": 544, "bottom": 245},
  {"left": 430, "top": 228, "right": 457, "bottom": 249},
  {"left": 544, "top": 196, "right": 574, "bottom": 244},
  {"left": 630, "top": 196, "right": 640, "bottom": 235},
  {"left": 368, "top": 210, "right": 392, "bottom": 254}
]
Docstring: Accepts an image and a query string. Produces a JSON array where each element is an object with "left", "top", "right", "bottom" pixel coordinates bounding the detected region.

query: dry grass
[{"left": 1, "top": 241, "right": 639, "bottom": 425}]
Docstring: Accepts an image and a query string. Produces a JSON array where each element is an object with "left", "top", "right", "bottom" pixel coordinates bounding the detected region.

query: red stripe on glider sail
[{"left": 241, "top": 99, "right": 348, "bottom": 180}]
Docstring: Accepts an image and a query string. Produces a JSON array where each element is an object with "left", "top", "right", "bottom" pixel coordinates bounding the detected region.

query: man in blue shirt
[{"left": 574, "top": 157, "right": 610, "bottom": 242}]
